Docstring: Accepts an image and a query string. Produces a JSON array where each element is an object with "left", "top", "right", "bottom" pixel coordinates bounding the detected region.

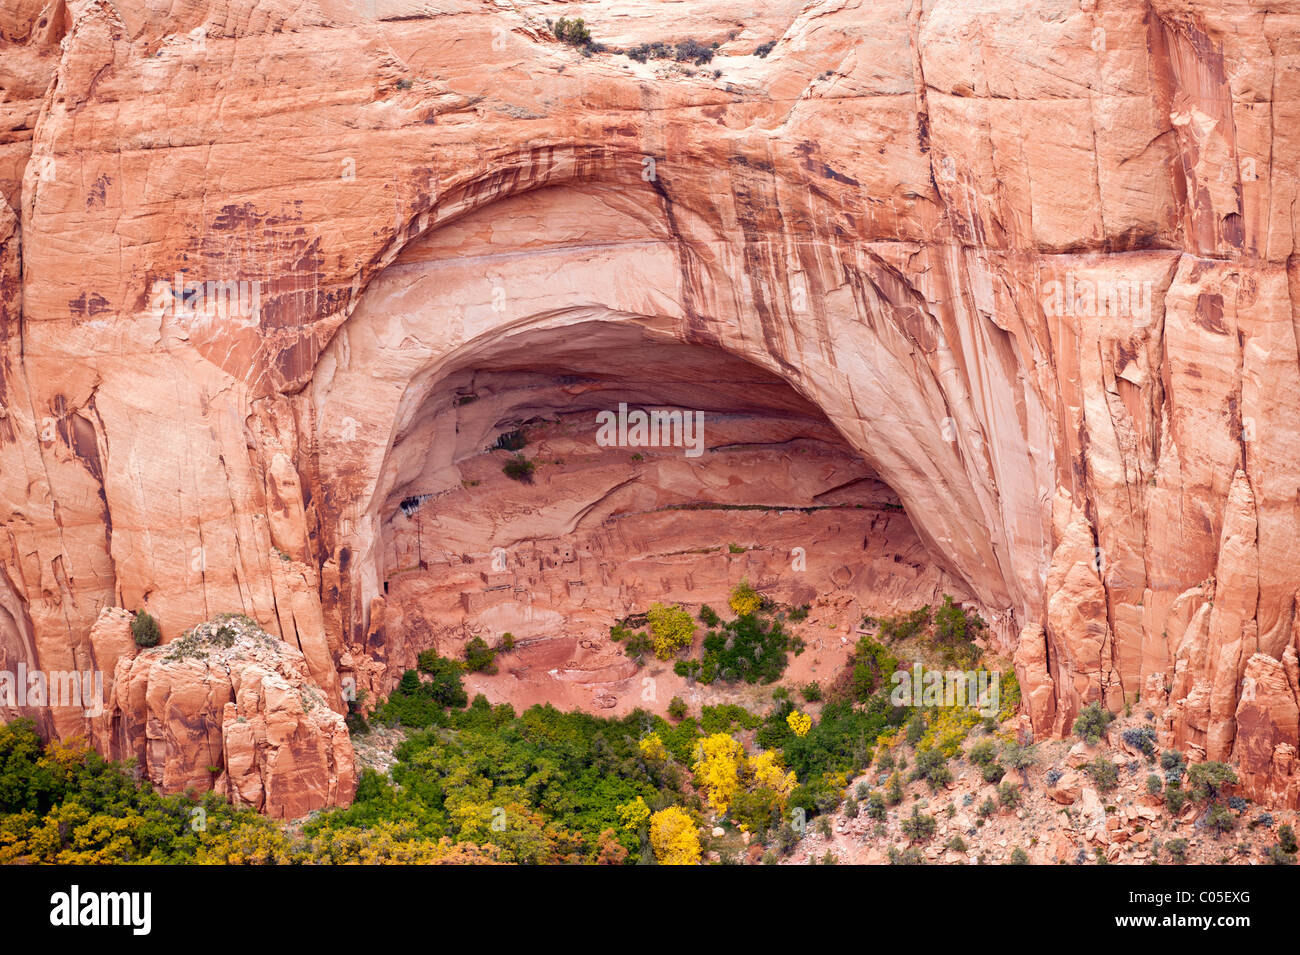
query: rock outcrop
[
  {"left": 96, "top": 616, "right": 355, "bottom": 819},
  {"left": 2, "top": 0, "right": 1300, "bottom": 806}
]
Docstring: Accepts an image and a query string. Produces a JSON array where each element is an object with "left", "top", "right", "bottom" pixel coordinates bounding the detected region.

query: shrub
[
  {"left": 729, "top": 581, "right": 763, "bottom": 617},
  {"left": 905, "top": 711, "right": 926, "bottom": 746},
  {"left": 910, "top": 749, "right": 952, "bottom": 792},
  {"left": 1206, "top": 803, "right": 1236, "bottom": 835},
  {"left": 1279, "top": 824, "right": 1298, "bottom": 854},
  {"left": 1146, "top": 774, "right": 1163, "bottom": 796},
  {"left": 1045, "top": 768, "right": 1064, "bottom": 785},
  {"left": 1072, "top": 702, "right": 1114, "bottom": 744},
  {"left": 930, "top": 595, "right": 984, "bottom": 668},
  {"left": 997, "top": 782, "right": 1021, "bottom": 809},
  {"left": 1002, "top": 741, "right": 1036, "bottom": 782},
  {"left": 694, "top": 607, "right": 794, "bottom": 684},
  {"left": 1164, "top": 838, "right": 1189, "bottom": 863},
  {"left": 967, "top": 739, "right": 997, "bottom": 766},
  {"left": 667, "top": 696, "right": 687, "bottom": 721},
  {"left": 374, "top": 668, "right": 458, "bottom": 726},
  {"left": 611, "top": 622, "right": 653, "bottom": 660},
  {"left": 876, "top": 605, "right": 932, "bottom": 642},
  {"left": 552, "top": 17, "right": 592, "bottom": 47},
  {"left": 1008, "top": 847, "right": 1029, "bottom": 865},
  {"left": 1086, "top": 756, "right": 1119, "bottom": 792},
  {"left": 499, "top": 632, "right": 515, "bottom": 651},
  {"left": 1187, "top": 762, "right": 1237, "bottom": 802},
  {"left": 865, "top": 791, "right": 887, "bottom": 821},
  {"left": 1161, "top": 749, "right": 1187, "bottom": 784},
  {"left": 900, "top": 806, "right": 936, "bottom": 843},
  {"left": 843, "top": 795, "right": 859, "bottom": 819},
  {"left": 674, "top": 39, "right": 714, "bottom": 65},
  {"left": 647, "top": 603, "right": 695, "bottom": 660},
  {"left": 698, "top": 605, "right": 720, "bottom": 627},
  {"left": 463, "top": 637, "right": 497, "bottom": 674},
  {"left": 801, "top": 682, "right": 822, "bottom": 703},
  {"left": 131, "top": 610, "right": 162, "bottom": 648},
  {"left": 1265, "top": 844, "right": 1297, "bottom": 865},
  {"left": 884, "top": 773, "right": 904, "bottom": 806},
  {"left": 775, "top": 823, "right": 799, "bottom": 855},
  {"left": 946, "top": 835, "right": 967, "bottom": 853},
  {"left": 977, "top": 797, "right": 996, "bottom": 819},
  {"left": 1122, "top": 725, "right": 1157, "bottom": 756},
  {"left": 1164, "top": 783, "right": 1188, "bottom": 814},
  {"left": 981, "top": 761, "right": 1005, "bottom": 784},
  {"left": 847, "top": 638, "right": 899, "bottom": 701},
  {"left": 502, "top": 454, "right": 535, "bottom": 482},
  {"left": 754, "top": 40, "right": 775, "bottom": 57}
]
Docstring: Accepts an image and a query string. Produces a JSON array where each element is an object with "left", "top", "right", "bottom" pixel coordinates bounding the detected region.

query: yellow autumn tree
[
  {"left": 787, "top": 709, "right": 812, "bottom": 737},
  {"left": 729, "top": 580, "right": 763, "bottom": 616},
  {"left": 616, "top": 795, "right": 651, "bottom": 832},
  {"left": 638, "top": 732, "right": 668, "bottom": 762},
  {"left": 749, "top": 749, "right": 797, "bottom": 800},
  {"left": 649, "top": 807, "right": 701, "bottom": 865},
  {"left": 693, "top": 732, "right": 747, "bottom": 814},
  {"left": 647, "top": 603, "right": 695, "bottom": 659}
]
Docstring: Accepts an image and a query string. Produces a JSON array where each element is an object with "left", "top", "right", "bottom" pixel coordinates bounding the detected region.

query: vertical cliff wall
[{"left": 1, "top": 0, "right": 1299, "bottom": 808}]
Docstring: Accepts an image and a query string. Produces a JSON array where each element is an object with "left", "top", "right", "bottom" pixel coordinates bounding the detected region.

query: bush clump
[
  {"left": 131, "top": 610, "right": 162, "bottom": 648},
  {"left": 463, "top": 637, "right": 498, "bottom": 674},
  {"left": 901, "top": 806, "right": 936, "bottom": 843},
  {"left": 626, "top": 38, "right": 715, "bottom": 66},
  {"left": 502, "top": 454, "right": 535, "bottom": 483},
  {"left": 1187, "top": 761, "right": 1237, "bottom": 803},
  {"left": 647, "top": 603, "right": 695, "bottom": 660},
  {"left": 1086, "top": 756, "right": 1120, "bottom": 792},
  {"left": 1122, "top": 725, "right": 1158, "bottom": 756},
  {"left": 552, "top": 17, "right": 591, "bottom": 47},
  {"left": 1072, "top": 702, "right": 1114, "bottom": 744},
  {"left": 729, "top": 580, "right": 763, "bottom": 616},
  {"left": 910, "top": 748, "right": 952, "bottom": 792}
]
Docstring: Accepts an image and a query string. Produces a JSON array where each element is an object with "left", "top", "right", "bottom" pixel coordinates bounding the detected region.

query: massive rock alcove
[
  {"left": 354, "top": 318, "right": 972, "bottom": 713},
  {"left": 308, "top": 178, "right": 1014, "bottom": 713}
]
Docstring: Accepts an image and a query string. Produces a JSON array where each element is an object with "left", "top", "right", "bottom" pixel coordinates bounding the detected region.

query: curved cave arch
[
  {"left": 307, "top": 172, "right": 1053, "bottom": 674},
  {"left": 362, "top": 317, "right": 975, "bottom": 711}
]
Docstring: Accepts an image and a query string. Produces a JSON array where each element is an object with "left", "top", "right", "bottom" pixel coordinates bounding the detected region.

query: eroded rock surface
[
  {"left": 96, "top": 616, "right": 355, "bottom": 819},
  {"left": 2, "top": 0, "right": 1300, "bottom": 806}
]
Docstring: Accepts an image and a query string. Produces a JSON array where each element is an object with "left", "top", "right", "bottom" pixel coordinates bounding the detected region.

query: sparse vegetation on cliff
[
  {"left": 131, "top": 610, "right": 162, "bottom": 648},
  {"left": 502, "top": 454, "right": 535, "bottom": 482}
]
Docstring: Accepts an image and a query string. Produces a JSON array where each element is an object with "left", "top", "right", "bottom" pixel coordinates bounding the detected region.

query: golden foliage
[{"left": 649, "top": 807, "right": 701, "bottom": 865}]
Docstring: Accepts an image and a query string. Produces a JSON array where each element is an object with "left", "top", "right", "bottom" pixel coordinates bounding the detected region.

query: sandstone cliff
[{"left": 2, "top": 0, "right": 1299, "bottom": 808}]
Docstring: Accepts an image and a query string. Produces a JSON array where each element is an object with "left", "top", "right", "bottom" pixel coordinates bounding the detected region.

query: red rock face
[
  {"left": 1, "top": 0, "right": 1299, "bottom": 808},
  {"left": 95, "top": 616, "right": 355, "bottom": 820}
]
